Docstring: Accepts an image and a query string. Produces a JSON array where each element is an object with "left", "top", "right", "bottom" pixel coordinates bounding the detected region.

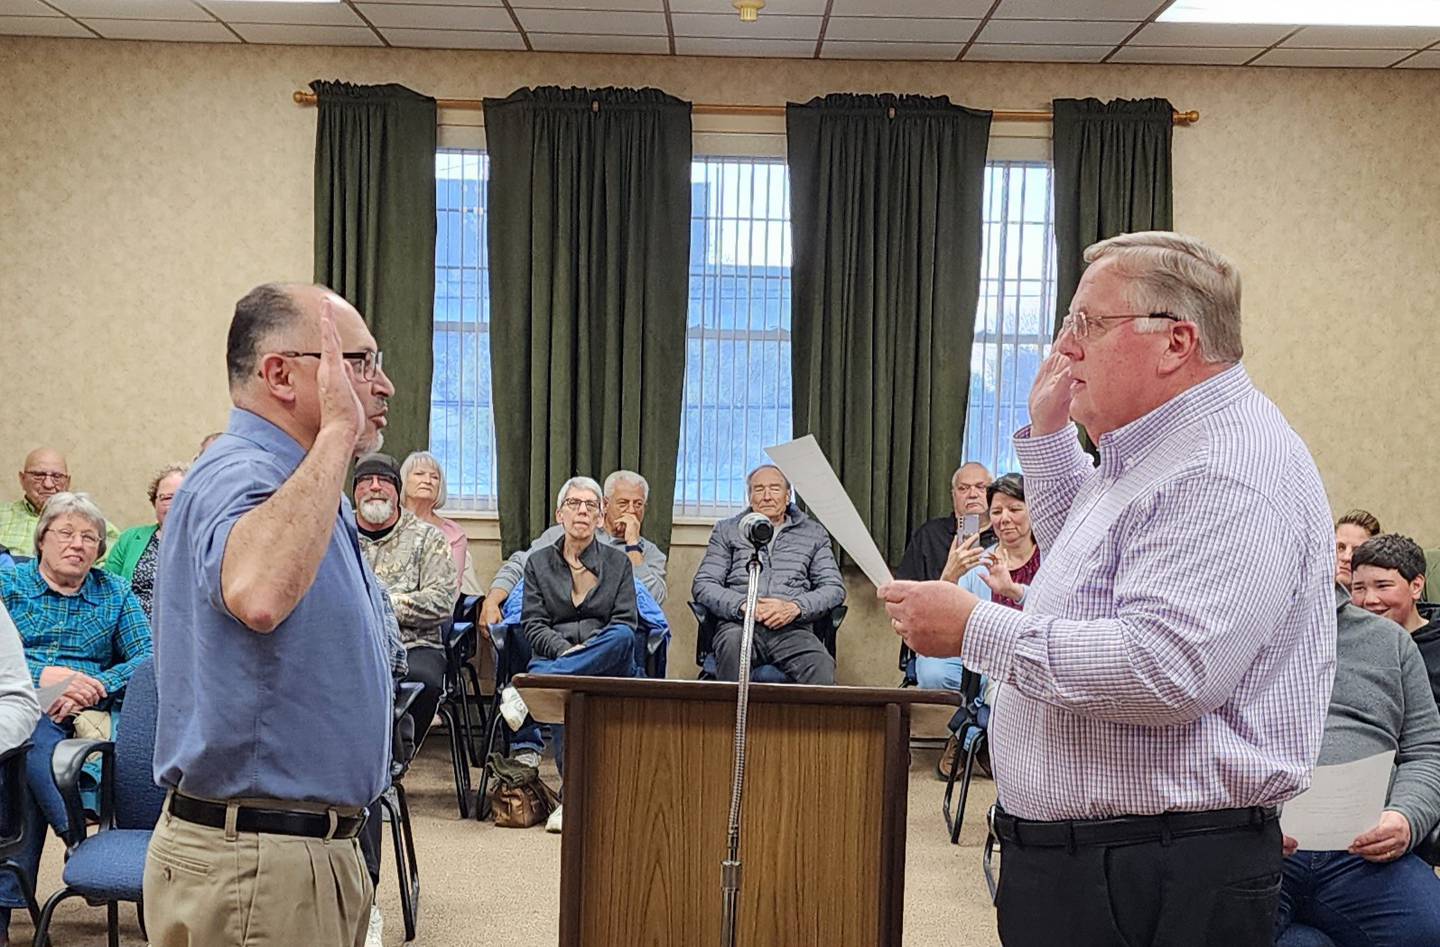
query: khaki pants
[{"left": 142, "top": 795, "right": 372, "bottom": 947}]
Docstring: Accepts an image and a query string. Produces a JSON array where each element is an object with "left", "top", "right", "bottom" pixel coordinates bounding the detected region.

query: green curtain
[
  {"left": 787, "top": 93, "right": 991, "bottom": 566},
  {"left": 484, "top": 87, "right": 691, "bottom": 556},
  {"left": 311, "top": 80, "right": 437, "bottom": 462},
  {"left": 1051, "top": 97, "right": 1174, "bottom": 336}
]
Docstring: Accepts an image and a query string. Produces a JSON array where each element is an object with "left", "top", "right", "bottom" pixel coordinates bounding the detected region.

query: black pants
[
  {"left": 713, "top": 621, "right": 835, "bottom": 684},
  {"left": 995, "top": 812, "right": 1282, "bottom": 946},
  {"left": 403, "top": 646, "right": 447, "bottom": 745},
  {"left": 361, "top": 799, "right": 383, "bottom": 889}
]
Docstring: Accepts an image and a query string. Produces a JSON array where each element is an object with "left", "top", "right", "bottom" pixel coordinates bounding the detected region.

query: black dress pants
[
  {"left": 995, "top": 811, "right": 1282, "bottom": 946},
  {"left": 712, "top": 621, "right": 835, "bottom": 684}
]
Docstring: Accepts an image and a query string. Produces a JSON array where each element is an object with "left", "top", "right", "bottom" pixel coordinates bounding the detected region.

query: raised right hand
[
  {"left": 317, "top": 299, "right": 365, "bottom": 445},
  {"left": 1028, "top": 348, "right": 1076, "bottom": 437},
  {"left": 940, "top": 532, "right": 984, "bottom": 584}
]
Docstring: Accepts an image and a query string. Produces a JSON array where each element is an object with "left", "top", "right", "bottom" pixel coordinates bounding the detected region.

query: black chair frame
[
  {"left": 941, "top": 668, "right": 988, "bottom": 846},
  {"left": 0, "top": 741, "right": 45, "bottom": 946},
  {"left": 387, "top": 682, "right": 424, "bottom": 942},
  {"left": 691, "top": 602, "right": 846, "bottom": 680}
]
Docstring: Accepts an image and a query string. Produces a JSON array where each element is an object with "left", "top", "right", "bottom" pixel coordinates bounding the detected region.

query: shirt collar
[
  {"left": 550, "top": 533, "right": 603, "bottom": 569},
  {"left": 1096, "top": 363, "right": 1252, "bottom": 471},
  {"left": 224, "top": 407, "right": 308, "bottom": 475},
  {"left": 14, "top": 559, "right": 106, "bottom": 603}
]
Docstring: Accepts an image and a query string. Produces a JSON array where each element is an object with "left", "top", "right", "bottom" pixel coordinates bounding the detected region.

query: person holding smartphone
[{"left": 895, "top": 462, "right": 996, "bottom": 586}]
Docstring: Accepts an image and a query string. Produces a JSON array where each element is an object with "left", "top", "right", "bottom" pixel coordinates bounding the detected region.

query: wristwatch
[{"left": 624, "top": 541, "right": 643, "bottom": 553}]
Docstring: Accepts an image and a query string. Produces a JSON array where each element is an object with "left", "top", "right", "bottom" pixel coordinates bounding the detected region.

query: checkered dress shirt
[{"left": 963, "top": 365, "right": 1337, "bottom": 821}]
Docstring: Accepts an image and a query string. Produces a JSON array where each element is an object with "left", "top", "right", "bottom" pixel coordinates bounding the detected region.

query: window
[
  {"left": 673, "top": 157, "right": 793, "bottom": 517},
  {"left": 961, "top": 162, "right": 1057, "bottom": 478},
  {"left": 430, "top": 149, "right": 498, "bottom": 510}
]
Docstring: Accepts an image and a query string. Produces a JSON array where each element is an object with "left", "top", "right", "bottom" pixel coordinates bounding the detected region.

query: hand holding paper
[{"left": 1280, "top": 751, "right": 1395, "bottom": 853}]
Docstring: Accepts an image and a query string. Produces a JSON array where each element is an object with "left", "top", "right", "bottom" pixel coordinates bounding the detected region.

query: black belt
[
  {"left": 989, "top": 804, "right": 1278, "bottom": 849},
  {"left": 169, "top": 792, "right": 366, "bottom": 840}
]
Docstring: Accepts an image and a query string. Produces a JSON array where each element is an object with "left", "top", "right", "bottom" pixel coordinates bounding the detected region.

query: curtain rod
[{"left": 291, "top": 91, "right": 1199, "bottom": 125}]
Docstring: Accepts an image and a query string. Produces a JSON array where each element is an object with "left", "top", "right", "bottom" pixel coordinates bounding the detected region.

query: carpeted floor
[{"left": 16, "top": 737, "right": 1001, "bottom": 946}]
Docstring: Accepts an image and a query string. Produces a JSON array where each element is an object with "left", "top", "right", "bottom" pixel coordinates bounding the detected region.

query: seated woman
[
  {"left": 399, "top": 451, "right": 482, "bottom": 595},
  {"left": 105, "top": 461, "right": 188, "bottom": 617},
  {"left": 1334, "top": 508, "right": 1381, "bottom": 590},
  {"left": 0, "top": 492, "right": 151, "bottom": 942}
]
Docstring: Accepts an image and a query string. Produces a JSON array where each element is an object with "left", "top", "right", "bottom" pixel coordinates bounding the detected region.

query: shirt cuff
[
  {"left": 961, "top": 599, "right": 1027, "bottom": 684},
  {"left": 1013, "top": 424, "right": 1088, "bottom": 478}
]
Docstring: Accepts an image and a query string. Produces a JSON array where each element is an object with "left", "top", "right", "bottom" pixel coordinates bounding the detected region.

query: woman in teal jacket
[{"left": 106, "top": 461, "right": 187, "bottom": 617}]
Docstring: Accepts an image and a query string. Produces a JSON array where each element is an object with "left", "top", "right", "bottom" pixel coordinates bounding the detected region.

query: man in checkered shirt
[{"left": 883, "top": 232, "right": 1336, "bottom": 947}]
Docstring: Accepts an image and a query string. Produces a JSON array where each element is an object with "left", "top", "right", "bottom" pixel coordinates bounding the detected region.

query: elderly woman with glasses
[
  {"left": 399, "top": 451, "right": 481, "bottom": 595},
  {"left": 0, "top": 492, "right": 152, "bottom": 942},
  {"left": 106, "top": 462, "right": 190, "bottom": 617}
]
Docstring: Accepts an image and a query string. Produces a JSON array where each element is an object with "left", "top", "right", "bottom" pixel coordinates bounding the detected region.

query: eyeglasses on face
[
  {"left": 48, "top": 527, "right": 100, "bottom": 548},
  {"left": 561, "top": 498, "right": 600, "bottom": 513},
  {"left": 955, "top": 481, "right": 988, "bottom": 494},
  {"left": 277, "top": 349, "right": 384, "bottom": 381},
  {"left": 1060, "top": 309, "right": 1179, "bottom": 342},
  {"left": 24, "top": 470, "right": 69, "bottom": 485}
]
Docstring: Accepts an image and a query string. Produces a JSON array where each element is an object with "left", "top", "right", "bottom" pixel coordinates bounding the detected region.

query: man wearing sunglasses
[
  {"left": 882, "top": 232, "right": 1336, "bottom": 946},
  {"left": 0, "top": 449, "right": 118, "bottom": 558}
]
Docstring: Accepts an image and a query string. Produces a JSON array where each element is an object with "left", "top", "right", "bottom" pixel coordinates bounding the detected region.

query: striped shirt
[{"left": 963, "top": 364, "right": 1336, "bottom": 821}]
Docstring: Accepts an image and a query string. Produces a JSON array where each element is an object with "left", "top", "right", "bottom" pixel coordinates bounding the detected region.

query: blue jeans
[
  {"left": 0, "top": 717, "right": 72, "bottom": 932},
  {"left": 1276, "top": 850, "right": 1440, "bottom": 946},
  {"left": 915, "top": 655, "right": 966, "bottom": 691},
  {"left": 511, "top": 624, "right": 640, "bottom": 776}
]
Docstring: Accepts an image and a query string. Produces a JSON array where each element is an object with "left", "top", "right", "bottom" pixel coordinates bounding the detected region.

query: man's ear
[
  {"left": 1156, "top": 322, "right": 1203, "bottom": 376},
  {"left": 255, "top": 353, "right": 299, "bottom": 405},
  {"left": 1413, "top": 574, "right": 1426, "bottom": 603}
]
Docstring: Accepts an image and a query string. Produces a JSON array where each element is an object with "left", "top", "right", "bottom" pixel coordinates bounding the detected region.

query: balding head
[
  {"left": 227, "top": 283, "right": 311, "bottom": 390},
  {"left": 18, "top": 447, "right": 70, "bottom": 510},
  {"left": 950, "top": 462, "right": 991, "bottom": 519}
]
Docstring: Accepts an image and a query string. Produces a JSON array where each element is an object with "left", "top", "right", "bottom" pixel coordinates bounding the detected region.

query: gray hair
[
  {"left": 147, "top": 462, "right": 190, "bottom": 504},
  {"left": 951, "top": 462, "right": 991, "bottom": 489},
  {"left": 1083, "top": 231, "right": 1243, "bottom": 363},
  {"left": 555, "top": 476, "right": 603, "bottom": 511},
  {"left": 35, "top": 491, "right": 108, "bottom": 558},
  {"left": 400, "top": 451, "right": 448, "bottom": 508},
  {"left": 603, "top": 469, "right": 649, "bottom": 501},
  {"left": 226, "top": 283, "right": 306, "bottom": 389},
  {"left": 745, "top": 464, "right": 790, "bottom": 491}
]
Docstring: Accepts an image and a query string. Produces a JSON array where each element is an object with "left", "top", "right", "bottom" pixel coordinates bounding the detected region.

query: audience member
[
  {"left": 895, "top": 461, "right": 996, "bottom": 584},
  {"left": 518, "top": 476, "right": 640, "bottom": 832},
  {"left": 1351, "top": 533, "right": 1440, "bottom": 708},
  {"left": 354, "top": 451, "right": 457, "bottom": 740},
  {"left": 0, "top": 602, "right": 40, "bottom": 758},
  {"left": 692, "top": 464, "right": 845, "bottom": 685},
  {"left": 1275, "top": 585, "right": 1440, "bottom": 945},
  {"left": 146, "top": 283, "right": 395, "bottom": 947},
  {"left": 481, "top": 469, "right": 668, "bottom": 626},
  {"left": 106, "top": 462, "right": 188, "bottom": 618},
  {"left": 1334, "top": 508, "right": 1381, "bottom": 589},
  {"left": 0, "top": 491, "right": 151, "bottom": 944},
  {"left": 0, "top": 448, "right": 118, "bottom": 558},
  {"left": 195, "top": 431, "right": 223, "bottom": 457},
  {"left": 400, "top": 450, "right": 482, "bottom": 595}
]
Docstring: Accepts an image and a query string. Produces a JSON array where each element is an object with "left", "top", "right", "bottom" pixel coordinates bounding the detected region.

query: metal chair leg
[
  {"left": 32, "top": 887, "right": 82, "bottom": 947},
  {"left": 106, "top": 899, "right": 119, "bottom": 947},
  {"left": 474, "top": 703, "right": 508, "bottom": 822},
  {"left": 949, "top": 733, "right": 984, "bottom": 846},
  {"left": 437, "top": 703, "right": 471, "bottom": 819},
  {"left": 381, "top": 785, "right": 420, "bottom": 942}
]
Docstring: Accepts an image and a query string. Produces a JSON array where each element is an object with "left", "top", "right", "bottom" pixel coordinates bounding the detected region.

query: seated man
[
  {"left": 1275, "top": 584, "right": 1440, "bottom": 945},
  {"left": 0, "top": 492, "right": 151, "bottom": 943},
  {"left": 894, "top": 461, "right": 996, "bottom": 584},
  {"left": 0, "top": 448, "right": 119, "bottom": 558},
  {"left": 692, "top": 464, "right": 845, "bottom": 685},
  {"left": 352, "top": 452, "right": 457, "bottom": 740},
  {"left": 481, "top": 469, "right": 666, "bottom": 627},
  {"left": 1351, "top": 533, "right": 1440, "bottom": 708}
]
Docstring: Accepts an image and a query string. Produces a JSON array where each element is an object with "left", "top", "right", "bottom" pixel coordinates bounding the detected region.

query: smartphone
[{"left": 961, "top": 513, "right": 981, "bottom": 539}]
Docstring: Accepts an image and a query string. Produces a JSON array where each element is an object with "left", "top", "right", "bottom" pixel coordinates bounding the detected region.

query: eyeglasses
[
  {"left": 561, "top": 498, "right": 600, "bottom": 513},
  {"left": 278, "top": 350, "right": 384, "bottom": 381},
  {"left": 48, "top": 527, "right": 100, "bottom": 548},
  {"left": 23, "top": 470, "right": 70, "bottom": 485},
  {"left": 749, "top": 485, "right": 788, "bottom": 497},
  {"left": 954, "top": 481, "right": 988, "bottom": 494},
  {"left": 1060, "top": 310, "right": 1179, "bottom": 342}
]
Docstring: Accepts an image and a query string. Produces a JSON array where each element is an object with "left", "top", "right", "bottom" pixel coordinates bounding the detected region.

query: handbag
[{"left": 486, "top": 753, "right": 559, "bottom": 828}]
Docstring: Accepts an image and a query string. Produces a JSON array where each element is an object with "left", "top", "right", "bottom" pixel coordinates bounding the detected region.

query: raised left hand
[
  {"left": 877, "top": 580, "right": 978, "bottom": 658},
  {"left": 980, "top": 548, "right": 1023, "bottom": 601},
  {"left": 1350, "top": 809, "right": 1412, "bottom": 863}
]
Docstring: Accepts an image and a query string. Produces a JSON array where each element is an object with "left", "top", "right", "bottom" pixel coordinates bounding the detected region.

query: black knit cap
[{"left": 353, "top": 452, "right": 401, "bottom": 492}]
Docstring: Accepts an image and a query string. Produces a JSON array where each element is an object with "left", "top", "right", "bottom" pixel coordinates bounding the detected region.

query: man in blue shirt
[{"left": 144, "top": 283, "right": 397, "bottom": 947}]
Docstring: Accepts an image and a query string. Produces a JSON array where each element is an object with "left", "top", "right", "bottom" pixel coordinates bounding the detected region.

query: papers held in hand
[{"left": 1279, "top": 751, "right": 1395, "bottom": 852}]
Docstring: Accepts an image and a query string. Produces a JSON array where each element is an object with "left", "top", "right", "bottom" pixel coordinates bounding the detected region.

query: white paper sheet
[
  {"left": 764, "top": 435, "right": 894, "bottom": 589},
  {"left": 1280, "top": 751, "right": 1395, "bottom": 851}
]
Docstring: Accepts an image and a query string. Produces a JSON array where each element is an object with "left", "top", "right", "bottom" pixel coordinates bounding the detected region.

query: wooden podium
[{"left": 514, "top": 673, "right": 962, "bottom": 947}]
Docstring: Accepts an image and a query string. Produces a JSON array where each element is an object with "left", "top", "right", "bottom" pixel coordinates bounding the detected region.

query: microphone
[{"left": 739, "top": 511, "right": 774, "bottom": 547}]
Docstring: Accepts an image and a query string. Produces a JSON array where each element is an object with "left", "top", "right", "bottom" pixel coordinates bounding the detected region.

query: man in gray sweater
[
  {"left": 1275, "top": 586, "right": 1440, "bottom": 944},
  {"left": 691, "top": 465, "right": 845, "bottom": 685}
]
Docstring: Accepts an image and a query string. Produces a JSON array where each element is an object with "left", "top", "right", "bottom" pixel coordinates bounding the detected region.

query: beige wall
[{"left": 2, "top": 37, "right": 1437, "bottom": 690}]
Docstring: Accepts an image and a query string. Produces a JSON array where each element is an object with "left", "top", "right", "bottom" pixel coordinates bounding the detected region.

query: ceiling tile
[
  {"left": 824, "top": 17, "right": 978, "bottom": 43},
  {"left": 1253, "top": 47, "right": 1411, "bottom": 68},
  {"left": 0, "top": 0, "right": 59, "bottom": 15},
  {"left": 352, "top": 0, "right": 500, "bottom": 4},
  {"left": 1284, "top": 25, "right": 1440, "bottom": 49},
  {"left": 48, "top": 0, "right": 210, "bottom": 20},
  {"left": 513, "top": 0, "right": 660, "bottom": 7},
  {"left": 994, "top": 0, "right": 1159, "bottom": 20},
  {"left": 357, "top": 3, "right": 512, "bottom": 30},
  {"left": 669, "top": 0, "right": 825, "bottom": 13},
  {"left": 229, "top": 22, "right": 381, "bottom": 44},
  {"left": 529, "top": 32, "right": 668, "bottom": 53},
  {"left": 85, "top": 17, "right": 238, "bottom": 40},
  {"left": 965, "top": 42, "right": 1110, "bottom": 62},
  {"left": 1131, "top": 22, "right": 1292, "bottom": 47},
  {"left": 978, "top": 18, "right": 1135, "bottom": 45},
  {"left": 670, "top": 12, "right": 819, "bottom": 40},
  {"left": 514, "top": 8, "right": 664, "bottom": 35},
  {"left": 1108, "top": 45, "right": 1262, "bottom": 65},
  {"left": 829, "top": 0, "right": 992, "bottom": 15},
  {"left": 820, "top": 39, "right": 962, "bottom": 60},
  {"left": 0, "top": 14, "right": 92, "bottom": 35},
  {"left": 201, "top": 1, "right": 364, "bottom": 26},
  {"left": 382, "top": 26, "right": 523, "bottom": 48},
  {"left": 673, "top": 35, "right": 815, "bottom": 56},
  {"left": 1394, "top": 49, "right": 1440, "bottom": 68}
]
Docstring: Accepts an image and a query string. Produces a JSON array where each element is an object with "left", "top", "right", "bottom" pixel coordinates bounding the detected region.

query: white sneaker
[
  {"left": 365, "top": 904, "right": 383, "bottom": 947},
  {"left": 546, "top": 804, "right": 563, "bottom": 834}
]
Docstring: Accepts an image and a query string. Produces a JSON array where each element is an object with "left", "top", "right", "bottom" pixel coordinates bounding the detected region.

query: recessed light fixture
[{"left": 1159, "top": 0, "right": 1440, "bottom": 27}]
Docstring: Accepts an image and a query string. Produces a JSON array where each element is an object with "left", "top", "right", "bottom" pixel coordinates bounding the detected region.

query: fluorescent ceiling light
[{"left": 1159, "top": 0, "right": 1440, "bottom": 27}]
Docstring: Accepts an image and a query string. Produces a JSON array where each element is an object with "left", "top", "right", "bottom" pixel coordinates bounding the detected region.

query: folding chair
[
  {"left": 691, "top": 602, "right": 846, "bottom": 682},
  {"left": 385, "top": 682, "right": 424, "bottom": 942},
  {"left": 941, "top": 667, "right": 989, "bottom": 845},
  {"left": 0, "top": 741, "right": 44, "bottom": 944}
]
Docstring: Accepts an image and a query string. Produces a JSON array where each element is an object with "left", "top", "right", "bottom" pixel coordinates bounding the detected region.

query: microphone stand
[{"left": 720, "top": 546, "right": 764, "bottom": 947}]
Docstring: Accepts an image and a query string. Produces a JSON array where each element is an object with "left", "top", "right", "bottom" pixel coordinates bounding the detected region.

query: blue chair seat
[
  {"left": 60, "top": 829, "right": 151, "bottom": 901},
  {"left": 699, "top": 653, "right": 789, "bottom": 684}
]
